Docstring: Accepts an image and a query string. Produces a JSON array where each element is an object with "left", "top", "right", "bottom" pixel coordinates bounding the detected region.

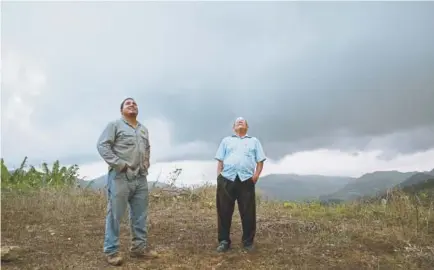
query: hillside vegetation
[
  {"left": 319, "top": 170, "right": 434, "bottom": 203},
  {"left": 255, "top": 174, "right": 353, "bottom": 202},
  {"left": 1, "top": 158, "right": 434, "bottom": 269}
]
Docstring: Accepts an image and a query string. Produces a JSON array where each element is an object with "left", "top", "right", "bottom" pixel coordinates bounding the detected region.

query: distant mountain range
[
  {"left": 319, "top": 168, "right": 434, "bottom": 203},
  {"left": 254, "top": 168, "right": 434, "bottom": 202},
  {"left": 80, "top": 168, "right": 434, "bottom": 203},
  {"left": 255, "top": 174, "right": 354, "bottom": 201},
  {"left": 359, "top": 170, "right": 434, "bottom": 206},
  {"left": 395, "top": 173, "right": 434, "bottom": 205},
  {"left": 397, "top": 170, "right": 434, "bottom": 189}
]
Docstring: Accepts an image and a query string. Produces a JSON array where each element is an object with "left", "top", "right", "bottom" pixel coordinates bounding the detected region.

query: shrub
[{"left": 1, "top": 157, "right": 79, "bottom": 191}]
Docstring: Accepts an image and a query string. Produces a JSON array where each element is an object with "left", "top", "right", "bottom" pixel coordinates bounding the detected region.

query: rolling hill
[
  {"left": 255, "top": 174, "right": 354, "bottom": 201},
  {"left": 397, "top": 171, "right": 434, "bottom": 189},
  {"left": 399, "top": 177, "right": 434, "bottom": 201},
  {"left": 358, "top": 171, "right": 434, "bottom": 206},
  {"left": 320, "top": 169, "right": 434, "bottom": 203}
]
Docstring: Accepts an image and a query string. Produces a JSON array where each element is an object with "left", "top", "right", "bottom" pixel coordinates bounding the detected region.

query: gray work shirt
[{"left": 97, "top": 118, "right": 150, "bottom": 177}]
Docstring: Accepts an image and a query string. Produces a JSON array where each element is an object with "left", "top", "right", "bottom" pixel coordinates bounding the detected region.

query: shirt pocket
[
  {"left": 244, "top": 147, "right": 255, "bottom": 158},
  {"left": 117, "top": 131, "right": 136, "bottom": 147}
]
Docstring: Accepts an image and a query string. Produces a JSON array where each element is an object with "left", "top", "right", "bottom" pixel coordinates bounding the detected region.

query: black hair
[{"left": 120, "top": 97, "right": 135, "bottom": 110}]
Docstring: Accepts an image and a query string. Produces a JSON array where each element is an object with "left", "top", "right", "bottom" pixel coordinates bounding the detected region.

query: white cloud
[
  {"left": 263, "top": 148, "right": 434, "bottom": 177},
  {"left": 1, "top": 50, "right": 50, "bottom": 161},
  {"left": 1, "top": 50, "right": 47, "bottom": 130}
]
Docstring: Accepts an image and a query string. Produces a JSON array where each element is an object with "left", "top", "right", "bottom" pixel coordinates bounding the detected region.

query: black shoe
[
  {"left": 243, "top": 243, "right": 254, "bottom": 252},
  {"left": 216, "top": 241, "right": 230, "bottom": 252}
]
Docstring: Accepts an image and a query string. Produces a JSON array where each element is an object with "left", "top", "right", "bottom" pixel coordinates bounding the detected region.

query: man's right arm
[
  {"left": 96, "top": 121, "right": 127, "bottom": 172},
  {"left": 214, "top": 138, "right": 226, "bottom": 176}
]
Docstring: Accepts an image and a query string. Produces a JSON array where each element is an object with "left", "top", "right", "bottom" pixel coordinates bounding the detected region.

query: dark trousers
[{"left": 216, "top": 174, "right": 256, "bottom": 246}]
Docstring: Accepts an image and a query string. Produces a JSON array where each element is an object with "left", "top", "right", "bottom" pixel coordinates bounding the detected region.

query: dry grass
[{"left": 1, "top": 185, "right": 434, "bottom": 270}]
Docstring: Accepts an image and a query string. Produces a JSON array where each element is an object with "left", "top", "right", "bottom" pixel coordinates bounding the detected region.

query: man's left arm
[
  {"left": 252, "top": 138, "right": 266, "bottom": 183},
  {"left": 144, "top": 128, "right": 151, "bottom": 169}
]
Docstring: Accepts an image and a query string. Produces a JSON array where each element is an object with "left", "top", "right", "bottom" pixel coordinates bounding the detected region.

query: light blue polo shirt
[{"left": 215, "top": 134, "right": 266, "bottom": 181}]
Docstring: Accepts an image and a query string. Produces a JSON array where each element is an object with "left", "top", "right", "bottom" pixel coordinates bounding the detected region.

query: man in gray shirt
[{"left": 97, "top": 97, "right": 157, "bottom": 266}]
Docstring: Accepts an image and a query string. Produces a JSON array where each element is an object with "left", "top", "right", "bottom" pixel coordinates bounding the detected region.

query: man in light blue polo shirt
[{"left": 214, "top": 117, "right": 266, "bottom": 252}]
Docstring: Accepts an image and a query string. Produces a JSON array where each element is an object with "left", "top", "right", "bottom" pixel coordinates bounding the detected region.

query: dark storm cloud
[
  {"left": 142, "top": 2, "right": 434, "bottom": 159},
  {"left": 2, "top": 1, "right": 434, "bottom": 164}
]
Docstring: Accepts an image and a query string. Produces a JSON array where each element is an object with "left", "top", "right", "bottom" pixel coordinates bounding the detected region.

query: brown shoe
[
  {"left": 130, "top": 249, "right": 159, "bottom": 259},
  {"left": 106, "top": 253, "right": 123, "bottom": 266}
]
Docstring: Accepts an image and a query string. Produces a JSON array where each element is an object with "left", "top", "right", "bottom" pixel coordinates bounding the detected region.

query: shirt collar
[
  {"left": 121, "top": 117, "right": 141, "bottom": 128},
  {"left": 232, "top": 134, "right": 251, "bottom": 139}
]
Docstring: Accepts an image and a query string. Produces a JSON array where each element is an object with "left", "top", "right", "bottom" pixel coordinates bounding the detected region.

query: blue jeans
[{"left": 103, "top": 169, "right": 149, "bottom": 255}]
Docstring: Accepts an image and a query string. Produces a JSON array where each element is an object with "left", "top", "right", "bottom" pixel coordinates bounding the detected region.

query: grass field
[{"left": 2, "top": 183, "right": 434, "bottom": 270}]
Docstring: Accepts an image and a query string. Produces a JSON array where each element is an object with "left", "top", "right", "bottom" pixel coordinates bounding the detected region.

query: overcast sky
[{"left": 2, "top": 2, "right": 434, "bottom": 181}]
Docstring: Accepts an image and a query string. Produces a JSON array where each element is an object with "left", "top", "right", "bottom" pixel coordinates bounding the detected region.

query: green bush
[{"left": 1, "top": 157, "right": 79, "bottom": 191}]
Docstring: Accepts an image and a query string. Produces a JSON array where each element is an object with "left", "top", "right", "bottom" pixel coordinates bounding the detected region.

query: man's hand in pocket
[
  {"left": 252, "top": 175, "right": 259, "bottom": 184},
  {"left": 120, "top": 164, "right": 129, "bottom": 172}
]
